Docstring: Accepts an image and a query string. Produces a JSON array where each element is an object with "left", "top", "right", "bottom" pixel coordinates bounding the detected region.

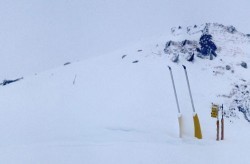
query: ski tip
[
  {"left": 182, "top": 65, "right": 186, "bottom": 69},
  {"left": 168, "top": 66, "right": 171, "bottom": 70}
]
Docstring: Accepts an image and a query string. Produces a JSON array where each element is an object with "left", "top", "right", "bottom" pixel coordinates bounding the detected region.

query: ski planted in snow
[
  {"left": 182, "top": 65, "right": 202, "bottom": 139},
  {"left": 168, "top": 66, "right": 183, "bottom": 138}
]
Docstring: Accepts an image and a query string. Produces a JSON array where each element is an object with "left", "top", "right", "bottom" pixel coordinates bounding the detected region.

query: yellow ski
[
  {"left": 183, "top": 65, "right": 202, "bottom": 139},
  {"left": 193, "top": 113, "right": 202, "bottom": 139}
]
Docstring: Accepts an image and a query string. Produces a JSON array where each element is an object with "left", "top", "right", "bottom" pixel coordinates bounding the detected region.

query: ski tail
[
  {"left": 183, "top": 65, "right": 202, "bottom": 139},
  {"left": 168, "top": 66, "right": 183, "bottom": 138},
  {"left": 193, "top": 113, "right": 202, "bottom": 139},
  {"left": 178, "top": 113, "right": 183, "bottom": 138}
]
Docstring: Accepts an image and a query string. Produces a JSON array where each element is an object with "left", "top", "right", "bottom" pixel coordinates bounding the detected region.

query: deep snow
[{"left": 0, "top": 23, "right": 250, "bottom": 163}]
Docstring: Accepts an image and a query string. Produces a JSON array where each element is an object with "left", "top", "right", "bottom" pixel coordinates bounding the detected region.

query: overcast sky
[{"left": 0, "top": 0, "right": 249, "bottom": 79}]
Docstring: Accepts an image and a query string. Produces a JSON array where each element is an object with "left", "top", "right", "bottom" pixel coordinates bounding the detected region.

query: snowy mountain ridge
[
  {"left": 164, "top": 23, "right": 250, "bottom": 62},
  {"left": 171, "top": 23, "right": 250, "bottom": 41}
]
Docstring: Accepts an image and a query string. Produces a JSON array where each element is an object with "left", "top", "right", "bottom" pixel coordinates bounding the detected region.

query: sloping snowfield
[{"left": 0, "top": 24, "right": 250, "bottom": 163}]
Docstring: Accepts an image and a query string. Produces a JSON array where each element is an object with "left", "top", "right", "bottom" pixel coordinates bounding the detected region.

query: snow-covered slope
[{"left": 0, "top": 23, "right": 250, "bottom": 164}]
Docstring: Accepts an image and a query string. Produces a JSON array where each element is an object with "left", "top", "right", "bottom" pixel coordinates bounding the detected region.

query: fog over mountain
[{"left": 0, "top": 0, "right": 249, "bottom": 79}]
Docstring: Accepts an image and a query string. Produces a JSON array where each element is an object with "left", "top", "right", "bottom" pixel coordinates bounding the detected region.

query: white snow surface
[{"left": 0, "top": 24, "right": 250, "bottom": 163}]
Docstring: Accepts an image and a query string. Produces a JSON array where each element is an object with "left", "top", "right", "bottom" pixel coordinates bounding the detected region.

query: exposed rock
[
  {"left": 226, "top": 65, "right": 231, "bottom": 70},
  {"left": 221, "top": 83, "right": 250, "bottom": 123},
  {"left": 186, "top": 53, "right": 194, "bottom": 62},
  {"left": 171, "top": 54, "right": 179, "bottom": 63},
  {"left": 122, "top": 55, "right": 127, "bottom": 59},
  {"left": 171, "top": 28, "right": 175, "bottom": 33},
  {"left": 163, "top": 23, "right": 250, "bottom": 63},
  {"left": 164, "top": 40, "right": 198, "bottom": 55},
  {"left": 241, "top": 62, "right": 247, "bottom": 68},
  {"left": 198, "top": 34, "right": 217, "bottom": 57},
  {"left": 226, "top": 25, "right": 237, "bottom": 34},
  {"left": 64, "top": 62, "right": 71, "bottom": 66},
  {"left": 1, "top": 77, "right": 23, "bottom": 86},
  {"left": 166, "top": 41, "right": 172, "bottom": 47},
  {"left": 209, "top": 54, "right": 213, "bottom": 60}
]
